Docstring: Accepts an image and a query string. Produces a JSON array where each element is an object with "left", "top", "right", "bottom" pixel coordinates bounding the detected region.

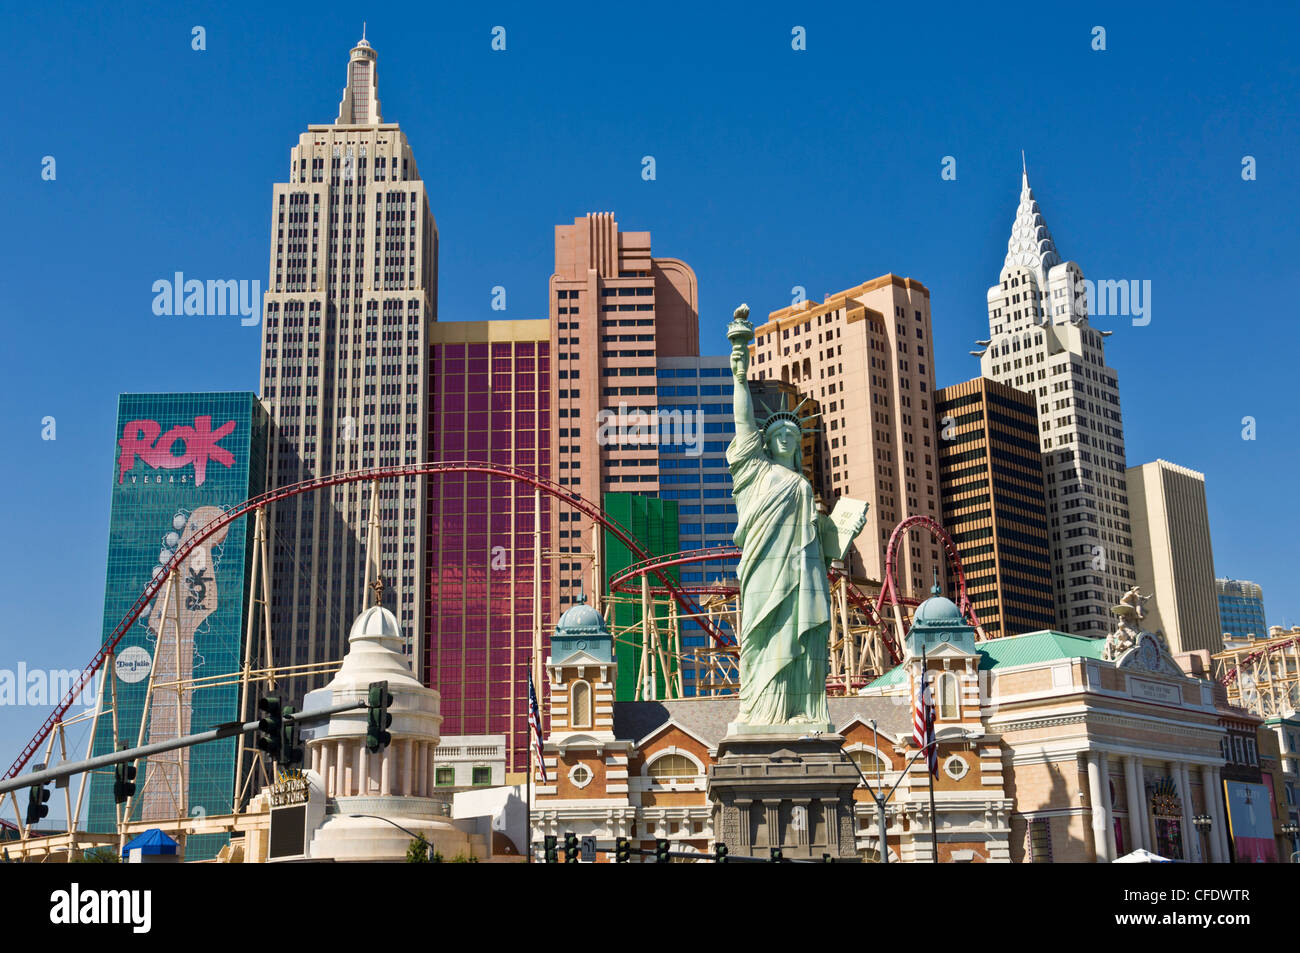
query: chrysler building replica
[
  {"left": 972, "top": 162, "right": 1135, "bottom": 635},
  {"left": 259, "top": 32, "right": 437, "bottom": 696}
]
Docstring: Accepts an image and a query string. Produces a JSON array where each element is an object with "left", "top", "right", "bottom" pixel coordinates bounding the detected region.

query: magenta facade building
[{"left": 424, "top": 321, "right": 552, "bottom": 774}]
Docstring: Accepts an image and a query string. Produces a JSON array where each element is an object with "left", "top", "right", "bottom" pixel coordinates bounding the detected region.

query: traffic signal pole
[{"left": 0, "top": 698, "right": 368, "bottom": 798}]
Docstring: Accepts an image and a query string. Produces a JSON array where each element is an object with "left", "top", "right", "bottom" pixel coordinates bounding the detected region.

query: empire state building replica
[{"left": 258, "top": 32, "right": 438, "bottom": 697}]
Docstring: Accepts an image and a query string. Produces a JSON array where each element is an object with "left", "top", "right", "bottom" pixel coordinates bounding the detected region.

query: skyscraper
[
  {"left": 1126, "top": 460, "right": 1222, "bottom": 654},
  {"left": 88, "top": 393, "right": 267, "bottom": 860},
  {"left": 1217, "top": 578, "right": 1268, "bottom": 641},
  {"left": 935, "top": 377, "right": 1054, "bottom": 637},
  {"left": 973, "top": 166, "right": 1136, "bottom": 634},
  {"left": 752, "top": 275, "right": 943, "bottom": 597},
  {"left": 259, "top": 36, "right": 437, "bottom": 697},
  {"left": 424, "top": 319, "right": 551, "bottom": 775},
  {"left": 550, "top": 212, "right": 698, "bottom": 602}
]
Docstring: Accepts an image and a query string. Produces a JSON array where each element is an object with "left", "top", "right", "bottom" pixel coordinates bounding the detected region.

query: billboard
[
  {"left": 87, "top": 393, "right": 266, "bottom": 860},
  {"left": 1223, "top": 780, "right": 1279, "bottom": 863}
]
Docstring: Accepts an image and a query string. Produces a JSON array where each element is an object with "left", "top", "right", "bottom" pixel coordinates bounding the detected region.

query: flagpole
[{"left": 923, "top": 645, "right": 938, "bottom": 863}]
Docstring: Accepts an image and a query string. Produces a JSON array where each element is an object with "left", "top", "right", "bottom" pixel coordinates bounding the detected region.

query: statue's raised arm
[{"left": 728, "top": 304, "right": 758, "bottom": 436}]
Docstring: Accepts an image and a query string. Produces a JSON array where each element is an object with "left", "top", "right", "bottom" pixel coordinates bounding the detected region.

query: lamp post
[
  {"left": 1281, "top": 821, "right": 1299, "bottom": 863},
  {"left": 1192, "top": 813, "right": 1213, "bottom": 863},
  {"left": 828, "top": 722, "right": 980, "bottom": 864}
]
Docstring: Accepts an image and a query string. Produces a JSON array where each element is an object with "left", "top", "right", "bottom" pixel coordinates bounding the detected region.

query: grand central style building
[
  {"left": 973, "top": 166, "right": 1136, "bottom": 635},
  {"left": 531, "top": 590, "right": 1243, "bottom": 862}
]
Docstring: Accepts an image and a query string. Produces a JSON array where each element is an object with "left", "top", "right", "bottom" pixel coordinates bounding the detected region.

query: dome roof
[
  {"left": 913, "top": 594, "right": 964, "bottom": 627},
  {"left": 555, "top": 594, "right": 606, "bottom": 634},
  {"left": 349, "top": 605, "right": 403, "bottom": 647}
]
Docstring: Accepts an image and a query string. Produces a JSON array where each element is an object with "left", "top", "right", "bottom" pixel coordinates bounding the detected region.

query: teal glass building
[
  {"left": 86, "top": 393, "right": 267, "bottom": 860},
  {"left": 1217, "top": 578, "right": 1267, "bottom": 640}
]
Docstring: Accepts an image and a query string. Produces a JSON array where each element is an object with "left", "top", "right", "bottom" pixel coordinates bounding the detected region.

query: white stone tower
[
  {"left": 259, "top": 32, "right": 438, "bottom": 696},
  {"left": 972, "top": 161, "right": 1136, "bottom": 635}
]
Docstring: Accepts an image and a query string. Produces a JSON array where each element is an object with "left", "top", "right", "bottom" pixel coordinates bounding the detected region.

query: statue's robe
[{"left": 727, "top": 428, "right": 831, "bottom": 726}]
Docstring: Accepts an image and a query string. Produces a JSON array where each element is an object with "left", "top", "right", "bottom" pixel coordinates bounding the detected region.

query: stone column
[
  {"left": 1177, "top": 763, "right": 1196, "bottom": 862},
  {"left": 1102, "top": 757, "right": 1118, "bottom": 860},
  {"left": 359, "top": 745, "right": 370, "bottom": 796},
  {"left": 1087, "top": 752, "right": 1113, "bottom": 862},
  {"left": 380, "top": 748, "right": 392, "bottom": 796},
  {"left": 1211, "top": 767, "right": 1231, "bottom": 861},
  {"left": 1124, "top": 756, "right": 1146, "bottom": 852},
  {"left": 401, "top": 739, "right": 414, "bottom": 796},
  {"left": 418, "top": 742, "right": 429, "bottom": 796},
  {"left": 1201, "top": 764, "right": 1225, "bottom": 862},
  {"left": 319, "top": 744, "right": 332, "bottom": 797}
]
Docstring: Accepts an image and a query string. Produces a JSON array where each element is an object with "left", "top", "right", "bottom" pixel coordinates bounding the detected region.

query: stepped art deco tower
[
  {"left": 259, "top": 34, "right": 437, "bottom": 697},
  {"left": 971, "top": 162, "right": 1136, "bottom": 635}
]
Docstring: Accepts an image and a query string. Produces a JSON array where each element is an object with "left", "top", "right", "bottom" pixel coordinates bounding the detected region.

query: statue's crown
[{"left": 757, "top": 396, "right": 819, "bottom": 438}]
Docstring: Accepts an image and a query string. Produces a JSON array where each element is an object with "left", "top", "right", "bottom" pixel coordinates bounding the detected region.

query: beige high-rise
[
  {"left": 1126, "top": 459, "right": 1222, "bottom": 654},
  {"left": 549, "top": 213, "right": 698, "bottom": 601},
  {"left": 752, "top": 275, "right": 943, "bottom": 597},
  {"left": 259, "top": 35, "right": 437, "bottom": 696}
]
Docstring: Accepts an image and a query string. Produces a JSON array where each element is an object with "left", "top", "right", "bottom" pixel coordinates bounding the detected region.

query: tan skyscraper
[
  {"left": 549, "top": 213, "right": 698, "bottom": 600},
  {"left": 259, "top": 35, "right": 437, "bottom": 695},
  {"left": 752, "top": 275, "right": 943, "bottom": 597},
  {"left": 1127, "top": 459, "right": 1222, "bottom": 654}
]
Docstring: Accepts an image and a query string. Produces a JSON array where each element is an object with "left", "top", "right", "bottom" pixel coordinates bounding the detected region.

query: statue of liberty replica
[
  {"left": 708, "top": 304, "right": 870, "bottom": 859},
  {"left": 725, "top": 304, "right": 868, "bottom": 732}
]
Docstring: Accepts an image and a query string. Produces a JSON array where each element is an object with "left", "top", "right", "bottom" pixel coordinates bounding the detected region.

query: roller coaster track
[{"left": 4, "top": 461, "right": 726, "bottom": 783}]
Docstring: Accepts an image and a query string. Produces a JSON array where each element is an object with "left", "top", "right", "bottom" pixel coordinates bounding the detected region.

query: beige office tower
[
  {"left": 259, "top": 35, "right": 437, "bottom": 698},
  {"left": 752, "top": 275, "right": 943, "bottom": 598},
  {"left": 973, "top": 166, "right": 1135, "bottom": 635},
  {"left": 550, "top": 212, "right": 698, "bottom": 602},
  {"left": 1126, "top": 460, "right": 1223, "bottom": 654}
]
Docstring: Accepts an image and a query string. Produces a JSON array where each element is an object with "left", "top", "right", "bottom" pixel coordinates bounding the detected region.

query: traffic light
[
  {"left": 25, "top": 782, "right": 50, "bottom": 827},
  {"left": 280, "top": 706, "right": 304, "bottom": 768},
  {"left": 256, "top": 697, "right": 283, "bottom": 759},
  {"left": 615, "top": 837, "right": 631, "bottom": 863},
  {"left": 113, "top": 757, "right": 137, "bottom": 805},
  {"left": 655, "top": 838, "right": 670, "bottom": 863},
  {"left": 714, "top": 842, "right": 729, "bottom": 863},
  {"left": 564, "top": 831, "right": 579, "bottom": 863},
  {"left": 543, "top": 835, "right": 558, "bottom": 863},
  {"left": 366, "top": 681, "right": 393, "bottom": 753},
  {"left": 769, "top": 847, "right": 784, "bottom": 863}
]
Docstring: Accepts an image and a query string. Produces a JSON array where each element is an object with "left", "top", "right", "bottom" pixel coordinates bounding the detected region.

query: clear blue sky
[{"left": 2, "top": 1, "right": 1298, "bottom": 780}]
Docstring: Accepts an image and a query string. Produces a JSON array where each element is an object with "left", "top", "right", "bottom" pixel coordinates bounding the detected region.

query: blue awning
[{"left": 121, "top": 828, "right": 179, "bottom": 857}]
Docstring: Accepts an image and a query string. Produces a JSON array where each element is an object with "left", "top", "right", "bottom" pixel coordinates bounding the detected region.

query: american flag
[
  {"left": 913, "top": 667, "right": 938, "bottom": 777},
  {"left": 528, "top": 671, "right": 548, "bottom": 783}
]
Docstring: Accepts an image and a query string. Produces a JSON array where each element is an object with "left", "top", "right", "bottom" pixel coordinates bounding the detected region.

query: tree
[{"left": 406, "top": 834, "right": 442, "bottom": 863}]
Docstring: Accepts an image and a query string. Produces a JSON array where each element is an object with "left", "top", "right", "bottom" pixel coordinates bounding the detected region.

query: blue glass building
[
  {"left": 87, "top": 393, "right": 267, "bottom": 860},
  {"left": 655, "top": 357, "right": 737, "bottom": 693},
  {"left": 1216, "top": 578, "right": 1267, "bottom": 640}
]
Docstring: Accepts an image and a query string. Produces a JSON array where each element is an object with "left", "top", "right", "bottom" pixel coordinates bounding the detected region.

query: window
[
  {"left": 570, "top": 680, "right": 592, "bottom": 728},
  {"left": 472, "top": 766, "right": 492, "bottom": 786},
  {"left": 850, "top": 750, "right": 887, "bottom": 777},
  {"left": 647, "top": 754, "right": 698, "bottom": 780},
  {"left": 938, "top": 672, "right": 960, "bottom": 719},
  {"left": 435, "top": 766, "right": 455, "bottom": 787},
  {"left": 1029, "top": 818, "right": 1054, "bottom": 863}
]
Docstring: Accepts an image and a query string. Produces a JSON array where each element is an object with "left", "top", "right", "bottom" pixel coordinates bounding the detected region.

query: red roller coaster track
[
  {"left": 3, "top": 461, "right": 727, "bottom": 783},
  {"left": 1220, "top": 633, "right": 1300, "bottom": 688},
  {"left": 880, "top": 515, "right": 984, "bottom": 633}
]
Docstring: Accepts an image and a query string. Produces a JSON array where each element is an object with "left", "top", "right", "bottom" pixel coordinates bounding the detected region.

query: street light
[
  {"left": 819, "top": 722, "right": 980, "bottom": 864},
  {"left": 1281, "top": 821, "right": 1299, "bottom": 864}
]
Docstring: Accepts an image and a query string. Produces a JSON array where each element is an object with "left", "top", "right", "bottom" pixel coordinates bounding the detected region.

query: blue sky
[{"left": 2, "top": 1, "right": 1298, "bottom": 780}]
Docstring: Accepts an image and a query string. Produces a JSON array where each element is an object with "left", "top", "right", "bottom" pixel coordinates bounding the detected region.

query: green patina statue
[{"left": 726, "top": 304, "right": 869, "bottom": 732}]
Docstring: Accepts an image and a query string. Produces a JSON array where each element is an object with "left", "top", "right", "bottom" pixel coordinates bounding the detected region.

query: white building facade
[{"left": 975, "top": 166, "right": 1135, "bottom": 635}]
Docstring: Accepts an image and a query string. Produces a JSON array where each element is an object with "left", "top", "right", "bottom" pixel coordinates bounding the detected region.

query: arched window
[
  {"left": 938, "top": 672, "right": 960, "bottom": 720},
  {"left": 647, "top": 754, "right": 698, "bottom": 781},
  {"left": 850, "top": 749, "right": 887, "bottom": 777},
  {"left": 570, "top": 680, "right": 592, "bottom": 729}
]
